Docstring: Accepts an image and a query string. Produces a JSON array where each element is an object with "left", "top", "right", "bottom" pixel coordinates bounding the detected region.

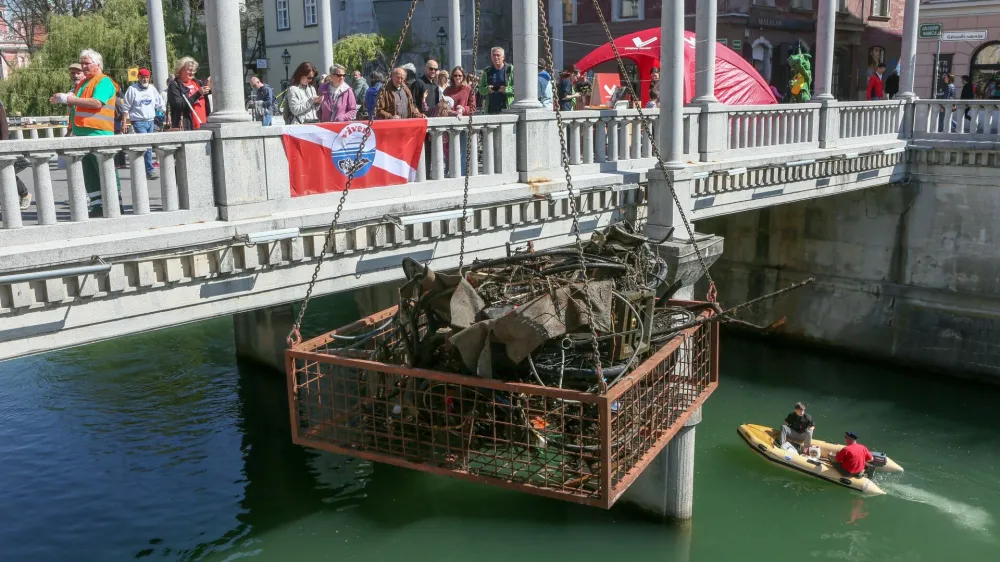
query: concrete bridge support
[
  {"left": 620, "top": 234, "right": 723, "bottom": 520},
  {"left": 233, "top": 304, "right": 295, "bottom": 372}
]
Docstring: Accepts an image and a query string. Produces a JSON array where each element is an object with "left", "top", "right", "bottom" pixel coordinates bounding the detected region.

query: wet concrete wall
[{"left": 699, "top": 169, "right": 1000, "bottom": 382}]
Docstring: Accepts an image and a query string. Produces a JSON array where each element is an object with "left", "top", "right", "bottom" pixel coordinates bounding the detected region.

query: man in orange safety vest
[{"left": 50, "top": 48, "right": 122, "bottom": 218}]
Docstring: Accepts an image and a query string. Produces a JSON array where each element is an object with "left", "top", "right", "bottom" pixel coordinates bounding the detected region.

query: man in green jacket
[{"left": 477, "top": 47, "right": 514, "bottom": 114}]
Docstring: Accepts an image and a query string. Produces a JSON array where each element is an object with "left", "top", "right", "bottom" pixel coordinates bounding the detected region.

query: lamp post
[
  {"left": 281, "top": 49, "right": 291, "bottom": 90},
  {"left": 437, "top": 27, "right": 448, "bottom": 67}
]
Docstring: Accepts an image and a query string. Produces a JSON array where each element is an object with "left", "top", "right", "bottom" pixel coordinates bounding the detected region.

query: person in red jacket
[
  {"left": 867, "top": 63, "right": 886, "bottom": 100},
  {"left": 833, "top": 431, "right": 874, "bottom": 477}
]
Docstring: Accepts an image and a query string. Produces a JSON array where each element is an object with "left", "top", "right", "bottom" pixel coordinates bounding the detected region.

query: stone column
[
  {"left": 146, "top": 0, "right": 170, "bottom": 94},
  {"left": 510, "top": 0, "right": 542, "bottom": 110},
  {"left": 693, "top": 0, "right": 717, "bottom": 103},
  {"left": 898, "top": 0, "right": 920, "bottom": 98},
  {"left": 659, "top": 0, "right": 684, "bottom": 167},
  {"left": 665, "top": 408, "right": 701, "bottom": 520},
  {"left": 814, "top": 0, "right": 836, "bottom": 101},
  {"left": 0, "top": 156, "right": 21, "bottom": 229},
  {"left": 548, "top": 0, "right": 564, "bottom": 72},
  {"left": 204, "top": 0, "right": 251, "bottom": 123},
  {"left": 448, "top": 0, "right": 462, "bottom": 68},
  {"left": 319, "top": 0, "right": 335, "bottom": 75}
]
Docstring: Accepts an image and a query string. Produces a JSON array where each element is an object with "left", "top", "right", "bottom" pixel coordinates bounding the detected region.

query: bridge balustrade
[{"left": 913, "top": 100, "right": 1000, "bottom": 141}]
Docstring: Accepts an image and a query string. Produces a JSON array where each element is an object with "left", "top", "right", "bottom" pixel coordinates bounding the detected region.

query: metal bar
[
  {"left": 287, "top": 349, "right": 604, "bottom": 403},
  {"left": 608, "top": 381, "right": 718, "bottom": 507},
  {"left": 0, "top": 264, "right": 111, "bottom": 285},
  {"left": 599, "top": 396, "right": 613, "bottom": 508},
  {"left": 293, "top": 436, "right": 607, "bottom": 508}
]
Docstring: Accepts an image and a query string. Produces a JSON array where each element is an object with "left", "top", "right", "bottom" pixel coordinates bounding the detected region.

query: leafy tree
[
  {"left": 332, "top": 33, "right": 386, "bottom": 75},
  {"left": 0, "top": 0, "right": 176, "bottom": 116}
]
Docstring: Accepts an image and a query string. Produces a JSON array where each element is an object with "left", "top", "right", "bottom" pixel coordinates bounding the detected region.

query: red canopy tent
[{"left": 575, "top": 28, "right": 778, "bottom": 106}]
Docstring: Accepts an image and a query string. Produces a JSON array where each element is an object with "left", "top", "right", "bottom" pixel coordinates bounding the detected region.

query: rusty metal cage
[{"left": 286, "top": 302, "right": 718, "bottom": 509}]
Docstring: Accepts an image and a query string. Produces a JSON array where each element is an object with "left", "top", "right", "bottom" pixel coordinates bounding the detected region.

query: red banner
[{"left": 281, "top": 120, "right": 428, "bottom": 197}]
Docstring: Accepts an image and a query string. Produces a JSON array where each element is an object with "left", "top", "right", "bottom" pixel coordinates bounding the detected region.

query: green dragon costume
[{"left": 787, "top": 49, "right": 813, "bottom": 103}]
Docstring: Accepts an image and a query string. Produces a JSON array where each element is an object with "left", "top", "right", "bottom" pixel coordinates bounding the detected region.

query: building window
[
  {"left": 790, "top": 0, "right": 813, "bottom": 9},
  {"left": 276, "top": 0, "right": 290, "bottom": 30},
  {"left": 613, "top": 0, "right": 642, "bottom": 21},
  {"left": 970, "top": 42, "right": 1000, "bottom": 99},
  {"left": 562, "top": 0, "right": 576, "bottom": 25},
  {"left": 872, "top": 0, "right": 890, "bottom": 18},
  {"left": 753, "top": 0, "right": 776, "bottom": 6},
  {"left": 304, "top": 0, "right": 317, "bottom": 27}
]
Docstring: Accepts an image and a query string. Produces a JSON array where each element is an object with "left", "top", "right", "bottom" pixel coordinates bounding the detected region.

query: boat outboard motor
[{"left": 865, "top": 451, "right": 889, "bottom": 478}]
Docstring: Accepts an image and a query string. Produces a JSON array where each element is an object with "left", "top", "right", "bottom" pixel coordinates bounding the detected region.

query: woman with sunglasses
[
  {"left": 284, "top": 62, "right": 321, "bottom": 124},
  {"left": 443, "top": 65, "right": 477, "bottom": 175},
  {"left": 319, "top": 64, "right": 358, "bottom": 122},
  {"left": 443, "top": 66, "right": 476, "bottom": 116}
]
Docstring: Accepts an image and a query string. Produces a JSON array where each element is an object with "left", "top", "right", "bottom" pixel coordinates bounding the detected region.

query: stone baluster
[
  {"left": 28, "top": 153, "right": 58, "bottom": 225},
  {"left": 448, "top": 130, "right": 461, "bottom": 178},
  {"left": 641, "top": 121, "right": 652, "bottom": 158},
  {"left": 618, "top": 118, "right": 629, "bottom": 161},
  {"left": 581, "top": 120, "right": 594, "bottom": 164},
  {"left": 630, "top": 119, "right": 641, "bottom": 159},
  {"left": 63, "top": 151, "right": 90, "bottom": 221},
  {"left": 467, "top": 129, "right": 479, "bottom": 176},
  {"left": 127, "top": 147, "right": 152, "bottom": 215},
  {"left": 0, "top": 156, "right": 22, "bottom": 229},
  {"left": 481, "top": 127, "right": 495, "bottom": 175},
  {"left": 10, "top": 129, "right": 21, "bottom": 140},
  {"left": 568, "top": 121, "right": 581, "bottom": 165},
  {"left": 430, "top": 131, "right": 445, "bottom": 180},
  {"left": 594, "top": 119, "right": 607, "bottom": 163},
  {"left": 156, "top": 145, "right": 180, "bottom": 212},
  {"left": 95, "top": 149, "right": 122, "bottom": 218},
  {"left": 28, "top": 128, "right": 38, "bottom": 139},
  {"left": 607, "top": 120, "right": 619, "bottom": 162}
]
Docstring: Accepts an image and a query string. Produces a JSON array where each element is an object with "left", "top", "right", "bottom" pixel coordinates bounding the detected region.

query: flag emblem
[{"left": 281, "top": 120, "right": 428, "bottom": 197}]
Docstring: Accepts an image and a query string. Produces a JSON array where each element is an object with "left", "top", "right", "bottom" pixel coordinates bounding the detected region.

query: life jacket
[{"left": 73, "top": 73, "right": 118, "bottom": 131}]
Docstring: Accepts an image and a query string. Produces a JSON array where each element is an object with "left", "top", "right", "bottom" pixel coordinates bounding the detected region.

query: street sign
[
  {"left": 127, "top": 67, "right": 138, "bottom": 82},
  {"left": 919, "top": 23, "right": 942, "bottom": 38},
  {"left": 732, "top": 39, "right": 742, "bottom": 50},
  {"left": 942, "top": 30, "right": 988, "bottom": 41},
  {"left": 718, "top": 38, "right": 728, "bottom": 46},
  {"left": 256, "top": 58, "right": 268, "bottom": 69}
]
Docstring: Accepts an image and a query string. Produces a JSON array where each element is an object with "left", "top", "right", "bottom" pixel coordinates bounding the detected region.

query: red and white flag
[{"left": 281, "top": 120, "right": 428, "bottom": 197}]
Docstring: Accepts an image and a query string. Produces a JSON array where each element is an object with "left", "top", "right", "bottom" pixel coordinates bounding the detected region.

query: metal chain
[
  {"left": 287, "top": 0, "right": 422, "bottom": 347},
  {"left": 458, "top": 0, "right": 483, "bottom": 275},
  {"left": 588, "top": 0, "right": 718, "bottom": 302},
  {"left": 539, "top": 0, "right": 606, "bottom": 394}
]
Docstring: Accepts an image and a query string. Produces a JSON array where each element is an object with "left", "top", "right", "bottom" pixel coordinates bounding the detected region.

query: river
[{"left": 1, "top": 297, "right": 997, "bottom": 562}]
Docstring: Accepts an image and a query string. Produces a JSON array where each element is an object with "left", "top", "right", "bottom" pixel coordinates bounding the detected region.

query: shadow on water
[{"left": 720, "top": 330, "right": 1000, "bottom": 431}]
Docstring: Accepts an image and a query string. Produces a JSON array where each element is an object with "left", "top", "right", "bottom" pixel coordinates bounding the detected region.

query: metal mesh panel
[{"left": 288, "top": 304, "right": 717, "bottom": 508}]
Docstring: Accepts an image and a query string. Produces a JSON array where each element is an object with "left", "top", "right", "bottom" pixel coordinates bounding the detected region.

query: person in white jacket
[{"left": 121, "top": 68, "right": 165, "bottom": 179}]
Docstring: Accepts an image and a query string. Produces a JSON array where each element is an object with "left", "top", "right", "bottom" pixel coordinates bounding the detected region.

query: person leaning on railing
[{"left": 49, "top": 48, "right": 122, "bottom": 218}]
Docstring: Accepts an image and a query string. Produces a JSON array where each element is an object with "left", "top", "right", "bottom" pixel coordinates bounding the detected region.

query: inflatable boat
[{"left": 737, "top": 424, "right": 903, "bottom": 496}]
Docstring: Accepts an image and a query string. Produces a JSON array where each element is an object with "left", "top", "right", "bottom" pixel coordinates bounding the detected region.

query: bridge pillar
[
  {"left": 620, "top": 229, "right": 722, "bottom": 520},
  {"left": 146, "top": 0, "right": 169, "bottom": 95},
  {"left": 449, "top": 0, "right": 463, "bottom": 69},
  {"left": 814, "top": 0, "right": 836, "bottom": 102},
  {"left": 693, "top": 0, "right": 726, "bottom": 162},
  {"left": 233, "top": 304, "right": 295, "bottom": 373},
  {"left": 658, "top": 0, "right": 685, "bottom": 168},
  {"left": 897, "top": 0, "right": 920, "bottom": 100},
  {"left": 318, "top": 0, "right": 335, "bottom": 77}
]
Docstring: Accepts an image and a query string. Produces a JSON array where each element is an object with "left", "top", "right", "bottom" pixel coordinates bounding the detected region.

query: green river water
[{"left": 1, "top": 296, "right": 998, "bottom": 562}]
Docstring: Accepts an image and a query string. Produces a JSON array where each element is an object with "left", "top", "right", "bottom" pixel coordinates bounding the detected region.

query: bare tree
[{"left": 0, "top": 1, "right": 106, "bottom": 53}]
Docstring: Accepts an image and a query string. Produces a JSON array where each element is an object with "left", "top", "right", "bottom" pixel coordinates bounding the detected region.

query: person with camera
[{"left": 477, "top": 47, "right": 513, "bottom": 114}]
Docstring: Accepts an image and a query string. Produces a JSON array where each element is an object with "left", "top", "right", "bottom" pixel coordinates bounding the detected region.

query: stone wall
[{"left": 699, "top": 165, "right": 1000, "bottom": 382}]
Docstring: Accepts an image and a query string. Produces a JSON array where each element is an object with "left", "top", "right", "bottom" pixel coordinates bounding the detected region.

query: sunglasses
[
  {"left": 452, "top": 74, "right": 464, "bottom": 78},
  {"left": 428, "top": 67, "right": 438, "bottom": 71},
  {"left": 334, "top": 73, "right": 345, "bottom": 77}
]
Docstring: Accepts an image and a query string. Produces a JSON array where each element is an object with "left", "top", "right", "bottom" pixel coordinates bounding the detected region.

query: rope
[
  {"left": 539, "top": 0, "right": 606, "bottom": 393},
  {"left": 587, "top": 0, "right": 718, "bottom": 302},
  {"left": 458, "top": 0, "right": 483, "bottom": 275},
  {"left": 286, "top": 0, "right": 422, "bottom": 347}
]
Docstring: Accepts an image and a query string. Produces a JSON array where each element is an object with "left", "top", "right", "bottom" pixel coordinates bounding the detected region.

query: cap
[
  {"left": 845, "top": 431, "right": 858, "bottom": 439},
  {"left": 138, "top": 68, "right": 151, "bottom": 77},
  {"left": 794, "top": 402, "right": 805, "bottom": 410},
  {"left": 68, "top": 63, "right": 83, "bottom": 72}
]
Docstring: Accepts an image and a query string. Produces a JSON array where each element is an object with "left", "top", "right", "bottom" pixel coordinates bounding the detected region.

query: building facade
[
  {"left": 916, "top": 0, "right": 1000, "bottom": 100},
  {"left": 0, "top": 1, "right": 43, "bottom": 80},
  {"left": 560, "top": 0, "right": 903, "bottom": 100}
]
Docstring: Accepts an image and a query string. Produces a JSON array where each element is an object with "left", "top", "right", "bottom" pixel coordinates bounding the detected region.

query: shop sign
[{"left": 749, "top": 14, "right": 815, "bottom": 32}]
